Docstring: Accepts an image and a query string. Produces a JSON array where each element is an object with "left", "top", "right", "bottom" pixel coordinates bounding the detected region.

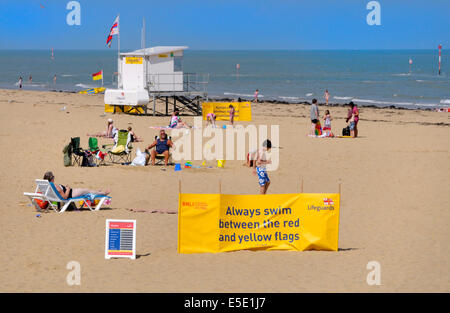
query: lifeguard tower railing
[
  {"left": 146, "top": 73, "right": 209, "bottom": 94},
  {"left": 145, "top": 73, "right": 209, "bottom": 116}
]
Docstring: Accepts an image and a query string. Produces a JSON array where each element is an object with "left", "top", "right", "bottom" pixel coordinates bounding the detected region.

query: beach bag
[
  {"left": 63, "top": 143, "right": 72, "bottom": 166},
  {"left": 131, "top": 148, "right": 146, "bottom": 166},
  {"left": 342, "top": 126, "right": 350, "bottom": 136},
  {"left": 315, "top": 121, "right": 323, "bottom": 136},
  {"left": 81, "top": 151, "right": 96, "bottom": 167}
]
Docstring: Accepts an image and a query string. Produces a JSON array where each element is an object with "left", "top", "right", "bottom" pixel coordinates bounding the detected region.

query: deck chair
[
  {"left": 24, "top": 179, "right": 111, "bottom": 213},
  {"left": 154, "top": 135, "right": 173, "bottom": 165},
  {"left": 71, "top": 137, "right": 84, "bottom": 166},
  {"left": 107, "top": 130, "right": 132, "bottom": 164}
]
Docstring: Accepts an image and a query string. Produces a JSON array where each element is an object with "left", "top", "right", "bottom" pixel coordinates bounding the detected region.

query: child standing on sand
[
  {"left": 252, "top": 140, "right": 272, "bottom": 194},
  {"left": 323, "top": 109, "right": 333, "bottom": 137},
  {"left": 229, "top": 104, "right": 235, "bottom": 126},
  {"left": 253, "top": 89, "right": 259, "bottom": 102}
]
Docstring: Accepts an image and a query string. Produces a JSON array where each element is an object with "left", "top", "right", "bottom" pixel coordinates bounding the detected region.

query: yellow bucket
[{"left": 217, "top": 160, "right": 226, "bottom": 168}]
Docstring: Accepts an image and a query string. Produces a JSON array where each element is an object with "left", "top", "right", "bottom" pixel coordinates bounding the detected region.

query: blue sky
[{"left": 1, "top": 0, "right": 449, "bottom": 50}]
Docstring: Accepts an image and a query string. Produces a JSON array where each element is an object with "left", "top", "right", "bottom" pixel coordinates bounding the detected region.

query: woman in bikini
[
  {"left": 43, "top": 171, "right": 110, "bottom": 199},
  {"left": 87, "top": 119, "right": 117, "bottom": 138},
  {"left": 127, "top": 126, "right": 143, "bottom": 142}
]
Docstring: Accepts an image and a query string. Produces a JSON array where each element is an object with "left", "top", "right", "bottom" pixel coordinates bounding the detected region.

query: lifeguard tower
[{"left": 104, "top": 46, "right": 208, "bottom": 115}]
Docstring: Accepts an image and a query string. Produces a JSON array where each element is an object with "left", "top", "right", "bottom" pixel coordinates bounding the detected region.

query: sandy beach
[{"left": 0, "top": 88, "right": 448, "bottom": 292}]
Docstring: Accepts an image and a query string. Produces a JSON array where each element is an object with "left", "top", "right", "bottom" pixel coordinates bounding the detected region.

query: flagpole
[{"left": 118, "top": 14, "right": 120, "bottom": 88}]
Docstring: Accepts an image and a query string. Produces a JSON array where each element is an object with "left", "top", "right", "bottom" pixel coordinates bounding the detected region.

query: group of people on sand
[
  {"left": 87, "top": 118, "right": 143, "bottom": 142},
  {"left": 310, "top": 98, "right": 359, "bottom": 138},
  {"left": 45, "top": 93, "right": 359, "bottom": 206}
]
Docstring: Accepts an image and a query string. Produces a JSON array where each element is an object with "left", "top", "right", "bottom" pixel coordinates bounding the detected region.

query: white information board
[{"left": 105, "top": 219, "right": 136, "bottom": 260}]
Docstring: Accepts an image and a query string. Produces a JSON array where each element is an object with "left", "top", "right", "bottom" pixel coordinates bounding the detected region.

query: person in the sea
[
  {"left": 43, "top": 171, "right": 110, "bottom": 199},
  {"left": 18, "top": 76, "right": 23, "bottom": 89},
  {"left": 252, "top": 140, "right": 272, "bottom": 194},
  {"left": 87, "top": 118, "right": 117, "bottom": 138},
  {"left": 346, "top": 101, "right": 359, "bottom": 138},
  {"left": 169, "top": 110, "right": 189, "bottom": 128},
  {"left": 310, "top": 98, "right": 319, "bottom": 135},
  {"left": 324, "top": 89, "right": 330, "bottom": 105}
]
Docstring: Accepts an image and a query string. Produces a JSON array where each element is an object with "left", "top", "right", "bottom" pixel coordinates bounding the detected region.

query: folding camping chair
[
  {"left": 106, "top": 130, "right": 133, "bottom": 164},
  {"left": 153, "top": 135, "right": 173, "bottom": 165},
  {"left": 88, "top": 137, "right": 106, "bottom": 166},
  {"left": 23, "top": 179, "right": 111, "bottom": 213},
  {"left": 71, "top": 137, "right": 85, "bottom": 166}
]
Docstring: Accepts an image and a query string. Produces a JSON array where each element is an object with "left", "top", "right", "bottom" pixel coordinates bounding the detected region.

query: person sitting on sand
[
  {"left": 206, "top": 112, "right": 216, "bottom": 127},
  {"left": 323, "top": 109, "right": 333, "bottom": 137},
  {"left": 43, "top": 171, "right": 110, "bottom": 199},
  {"left": 346, "top": 102, "right": 359, "bottom": 138},
  {"left": 127, "top": 126, "right": 143, "bottom": 142},
  {"left": 310, "top": 99, "right": 319, "bottom": 135},
  {"left": 144, "top": 129, "right": 173, "bottom": 166},
  {"left": 169, "top": 110, "right": 189, "bottom": 128},
  {"left": 87, "top": 118, "right": 117, "bottom": 138}
]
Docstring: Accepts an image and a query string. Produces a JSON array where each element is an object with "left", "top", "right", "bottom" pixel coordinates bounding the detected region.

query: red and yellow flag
[{"left": 92, "top": 70, "right": 103, "bottom": 81}]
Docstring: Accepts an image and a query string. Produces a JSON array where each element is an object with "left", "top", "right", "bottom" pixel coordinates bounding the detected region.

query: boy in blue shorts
[{"left": 252, "top": 140, "right": 272, "bottom": 194}]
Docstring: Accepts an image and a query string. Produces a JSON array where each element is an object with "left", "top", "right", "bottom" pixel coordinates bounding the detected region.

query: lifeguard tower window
[{"left": 174, "top": 56, "right": 183, "bottom": 72}]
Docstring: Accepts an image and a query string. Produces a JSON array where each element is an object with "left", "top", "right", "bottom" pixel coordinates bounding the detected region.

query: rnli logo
[
  {"left": 323, "top": 198, "right": 334, "bottom": 206},
  {"left": 182, "top": 201, "right": 208, "bottom": 210}
]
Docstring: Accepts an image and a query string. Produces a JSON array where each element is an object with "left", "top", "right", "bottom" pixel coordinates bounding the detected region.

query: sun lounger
[{"left": 23, "top": 179, "right": 111, "bottom": 213}]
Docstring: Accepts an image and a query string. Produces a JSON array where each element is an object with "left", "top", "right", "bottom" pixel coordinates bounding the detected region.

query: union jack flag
[
  {"left": 106, "top": 16, "right": 119, "bottom": 48},
  {"left": 323, "top": 198, "right": 334, "bottom": 206}
]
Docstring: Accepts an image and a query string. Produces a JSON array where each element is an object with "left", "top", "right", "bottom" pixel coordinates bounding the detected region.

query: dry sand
[{"left": 0, "top": 89, "right": 448, "bottom": 292}]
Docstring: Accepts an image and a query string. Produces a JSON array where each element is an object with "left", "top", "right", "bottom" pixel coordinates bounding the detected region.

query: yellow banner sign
[
  {"left": 178, "top": 193, "right": 340, "bottom": 253},
  {"left": 125, "top": 57, "right": 143, "bottom": 64},
  {"left": 202, "top": 102, "right": 252, "bottom": 121}
]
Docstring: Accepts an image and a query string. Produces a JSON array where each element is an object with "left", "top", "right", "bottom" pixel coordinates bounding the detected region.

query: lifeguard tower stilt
[{"left": 104, "top": 46, "right": 208, "bottom": 116}]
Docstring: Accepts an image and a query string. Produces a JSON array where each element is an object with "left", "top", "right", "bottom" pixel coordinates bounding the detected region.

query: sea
[{"left": 1, "top": 49, "right": 449, "bottom": 109}]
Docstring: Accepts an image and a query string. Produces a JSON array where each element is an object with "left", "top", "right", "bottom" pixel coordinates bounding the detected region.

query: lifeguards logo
[
  {"left": 308, "top": 198, "right": 335, "bottom": 212},
  {"left": 323, "top": 198, "right": 334, "bottom": 206},
  {"left": 182, "top": 201, "right": 208, "bottom": 210}
]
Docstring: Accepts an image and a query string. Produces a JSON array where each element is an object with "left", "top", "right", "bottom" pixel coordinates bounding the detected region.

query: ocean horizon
[{"left": 1, "top": 49, "right": 448, "bottom": 109}]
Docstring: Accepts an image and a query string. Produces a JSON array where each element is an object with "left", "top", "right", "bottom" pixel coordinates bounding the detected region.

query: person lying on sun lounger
[
  {"left": 87, "top": 118, "right": 118, "bottom": 138},
  {"left": 43, "top": 171, "right": 110, "bottom": 199}
]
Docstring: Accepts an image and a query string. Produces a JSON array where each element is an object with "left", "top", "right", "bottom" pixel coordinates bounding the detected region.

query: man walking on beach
[{"left": 310, "top": 99, "right": 319, "bottom": 135}]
